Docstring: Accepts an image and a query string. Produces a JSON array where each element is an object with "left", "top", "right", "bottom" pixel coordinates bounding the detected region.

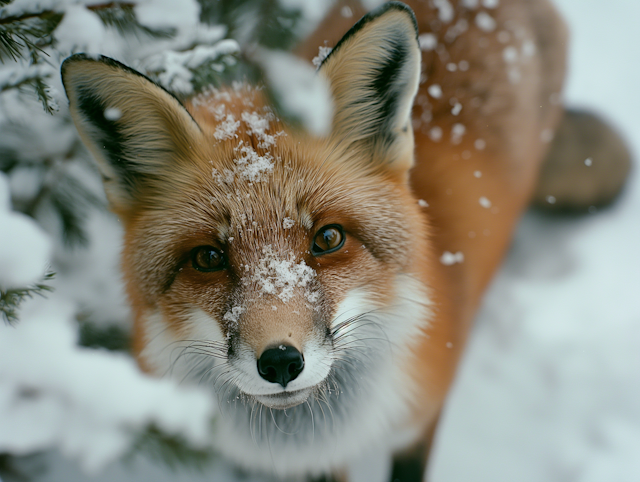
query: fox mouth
[{"left": 252, "top": 387, "right": 313, "bottom": 409}]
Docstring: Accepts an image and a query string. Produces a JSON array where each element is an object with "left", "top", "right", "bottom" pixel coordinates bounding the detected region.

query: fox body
[{"left": 62, "top": 0, "right": 568, "bottom": 480}]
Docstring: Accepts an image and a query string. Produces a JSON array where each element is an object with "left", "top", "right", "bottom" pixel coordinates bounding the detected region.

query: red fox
[{"left": 60, "top": 1, "right": 625, "bottom": 480}]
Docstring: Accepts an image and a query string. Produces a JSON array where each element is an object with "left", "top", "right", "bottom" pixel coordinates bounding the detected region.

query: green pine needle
[
  {"left": 128, "top": 425, "right": 218, "bottom": 472},
  {"left": 0, "top": 272, "right": 54, "bottom": 324}
]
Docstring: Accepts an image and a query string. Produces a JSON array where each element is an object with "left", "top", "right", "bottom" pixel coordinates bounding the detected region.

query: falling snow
[
  {"left": 419, "top": 33, "right": 438, "bottom": 51},
  {"left": 103, "top": 108, "right": 122, "bottom": 121},
  {"left": 428, "top": 84, "right": 443, "bottom": 99},
  {"left": 475, "top": 12, "right": 497, "bottom": 32},
  {"left": 440, "top": 251, "right": 465, "bottom": 265}
]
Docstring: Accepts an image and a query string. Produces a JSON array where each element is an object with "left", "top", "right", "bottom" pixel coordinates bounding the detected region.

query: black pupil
[
  {"left": 315, "top": 227, "right": 342, "bottom": 252},
  {"left": 322, "top": 229, "right": 340, "bottom": 248},
  {"left": 195, "top": 247, "right": 222, "bottom": 269}
]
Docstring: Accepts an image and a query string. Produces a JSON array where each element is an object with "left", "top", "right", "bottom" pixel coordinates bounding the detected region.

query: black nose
[{"left": 257, "top": 344, "right": 304, "bottom": 388}]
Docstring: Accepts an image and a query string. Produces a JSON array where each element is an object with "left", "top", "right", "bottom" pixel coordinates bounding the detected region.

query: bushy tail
[{"left": 533, "top": 108, "right": 632, "bottom": 212}]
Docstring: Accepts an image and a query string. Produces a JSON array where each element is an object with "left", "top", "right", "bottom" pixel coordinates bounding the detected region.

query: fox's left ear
[{"left": 318, "top": 2, "right": 420, "bottom": 177}]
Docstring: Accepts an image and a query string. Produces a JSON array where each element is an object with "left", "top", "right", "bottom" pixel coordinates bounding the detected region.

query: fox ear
[
  {"left": 318, "top": 2, "right": 420, "bottom": 176},
  {"left": 61, "top": 54, "right": 203, "bottom": 213}
]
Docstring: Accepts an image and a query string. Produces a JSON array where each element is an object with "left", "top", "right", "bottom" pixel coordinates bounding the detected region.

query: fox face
[{"left": 62, "top": 2, "right": 437, "bottom": 476}]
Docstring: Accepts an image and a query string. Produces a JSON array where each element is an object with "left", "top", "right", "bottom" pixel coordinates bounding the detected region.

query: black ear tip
[
  {"left": 61, "top": 53, "right": 127, "bottom": 75},
  {"left": 319, "top": 1, "right": 419, "bottom": 69},
  {"left": 61, "top": 53, "right": 86, "bottom": 76},
  {"left": 370, "top": 1, "right": 419, "bottom": 39}
]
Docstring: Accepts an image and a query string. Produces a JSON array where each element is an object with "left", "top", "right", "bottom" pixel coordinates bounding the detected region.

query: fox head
[{"left": 62, "top": 2, "right": 434, "bottom": 473}]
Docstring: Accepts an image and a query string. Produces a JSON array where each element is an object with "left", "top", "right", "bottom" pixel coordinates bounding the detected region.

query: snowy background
[{"left": 1, "top": 0, "right": 639, "bottom": 481}]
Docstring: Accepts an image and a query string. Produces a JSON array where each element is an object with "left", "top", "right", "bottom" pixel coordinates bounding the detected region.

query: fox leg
[{"left": 389, "top": 415, "right": 440, "bottom": 482}]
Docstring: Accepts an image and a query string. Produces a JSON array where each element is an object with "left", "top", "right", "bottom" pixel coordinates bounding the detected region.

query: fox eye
[
  {"left": 191, "top": 246, "right": 225, "bottom": 272},
  {"left": 312, "top": 225, "right": 345, "bottom": 256}
]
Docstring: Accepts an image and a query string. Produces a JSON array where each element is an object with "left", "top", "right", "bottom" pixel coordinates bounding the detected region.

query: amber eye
[
  {"left": 191, "top": 246, "right": 225, "bottom": 272},
  {"left": 311, "top": 225, "right": 345, "bottom": 256}
]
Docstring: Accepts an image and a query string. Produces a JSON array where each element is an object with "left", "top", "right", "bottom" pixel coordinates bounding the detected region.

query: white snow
[
  {"left": 311, "top": 45, "right": 332, "bottom": 68},
  {"left": 259, "top": 49, "right": 333, "bottom": 137},
  {"left": 479, "top": 196, "right": 492, "bottom": 208},
  {"left": 213, "top": 114, "right": 240, "bottom": 140},
  {"left": 419, "top": 33, "right": 438, "bottom": 51},
  {"left": 428, "top": 84, "right": 443, "bottom": 98},
  {"left": 241, "top": 110, "right": 282, "bottom": 148},
  {"left": 223, "top": 306, "right": 244, "bottom": 325},
  {"left": 3, "top": 1, "right": 640, "bottom": 482},
  {"left": 246, "top": 245, "right": 316, "bottom": 303},
  {"left": 134, "top": 0, "right": 200, "bottom": 30},
  {"left": 282, "top": 217, "right": 296, "bottom": 229},
  {"left": 341, "top": 6, "right": 353, "bottom": 18},
  {"left": 233, "top": 143, "right": 275, "bottom": 182},
  {"left": 144, "top": 40, "right": 240, "bottom": 94},
  {"left": 0, "top": 173, "right": 51, "bottom": 289},
  {"left": 433, "top": 0, "right": 455, "bottom": 24},
  {"left": 482, "top": 0, "right": 499, "bottom": 8},
  {"left": 0, "top": 295, "right": 215, "bottom": 474},
  {"left": 440, "top": 251, "right": 464, "bottom": 265},
  {"left": 103, "top": 108, "right": 122, "bottom": 121},
  {"left": 54, "top": 5, "right": 107, "bottom": 56},
  {"left": 475, "top": 12, "right": 497, "bottom": 32},
  {"left": 429, "top": 126, "right": 443, "bottom": 142},
  {"left": 451, "top": 122, "right": 466, "bottom": 144},
  {"left": 418, "top": 199, "right": 429, "bottom": 208},
  {"left": 503, "top": 46, "right": 519, "bottom": 63}
]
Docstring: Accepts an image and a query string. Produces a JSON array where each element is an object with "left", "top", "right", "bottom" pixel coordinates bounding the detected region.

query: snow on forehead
[
  {"left": 243, "top": 245, "right": 316, "bottom": 304},
  {"left": 206, "top": 98, "right": 286, "bottom": 185}
]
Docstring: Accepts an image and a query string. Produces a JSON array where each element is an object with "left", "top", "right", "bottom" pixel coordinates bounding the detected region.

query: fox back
[{"left": 62, "top": 0, "right": 568, "bottom": 480}]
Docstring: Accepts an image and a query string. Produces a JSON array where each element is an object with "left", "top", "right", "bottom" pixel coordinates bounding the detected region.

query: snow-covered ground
[{"left": 4, "top": 1, "right": 639, "bottom": 481}]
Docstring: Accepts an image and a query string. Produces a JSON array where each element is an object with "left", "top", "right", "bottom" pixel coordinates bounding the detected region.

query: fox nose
[{"left": 257, "top": 344, "right": 304, "bottom": 388}]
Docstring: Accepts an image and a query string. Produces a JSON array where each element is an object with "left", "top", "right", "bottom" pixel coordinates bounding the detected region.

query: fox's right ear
[
  {"left": 61, "top": 54, "right": 204, "bottom": 213},
  {"left": 318, "top": 2, "right": 420, "bottom": 177}
]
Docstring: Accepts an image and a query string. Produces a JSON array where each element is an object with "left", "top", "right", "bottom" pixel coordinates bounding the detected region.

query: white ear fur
[
  {"left": 318, "top": 2, "right": 421, "bottom": 174},
  {"left": 61, "top": 54, "right": 203, "bottom": 212}
]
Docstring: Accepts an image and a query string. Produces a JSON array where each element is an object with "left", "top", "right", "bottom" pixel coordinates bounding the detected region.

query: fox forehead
[
  {"left": 124, "top": 89, "right": 415, "bottom": 306},
  {"left": 123, "top": 87, "right": 416, "bottom": 284}
]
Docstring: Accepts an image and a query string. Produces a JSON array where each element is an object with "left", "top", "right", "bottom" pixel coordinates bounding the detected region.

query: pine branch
[
  {"left": 89, "top": 2, "right": 173, "bottom": 38},
  {"left": 0, "top": 272, "right": 54, "bottom": 325},
  {"left": 78, "top": 319, "right": 130, "bottom": 352},
  {"left": 128, "top": 425, "right": 217, "bottom": 472},
  {"left": 0, "top": 10, "right": 62, "bottom": 63}
]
